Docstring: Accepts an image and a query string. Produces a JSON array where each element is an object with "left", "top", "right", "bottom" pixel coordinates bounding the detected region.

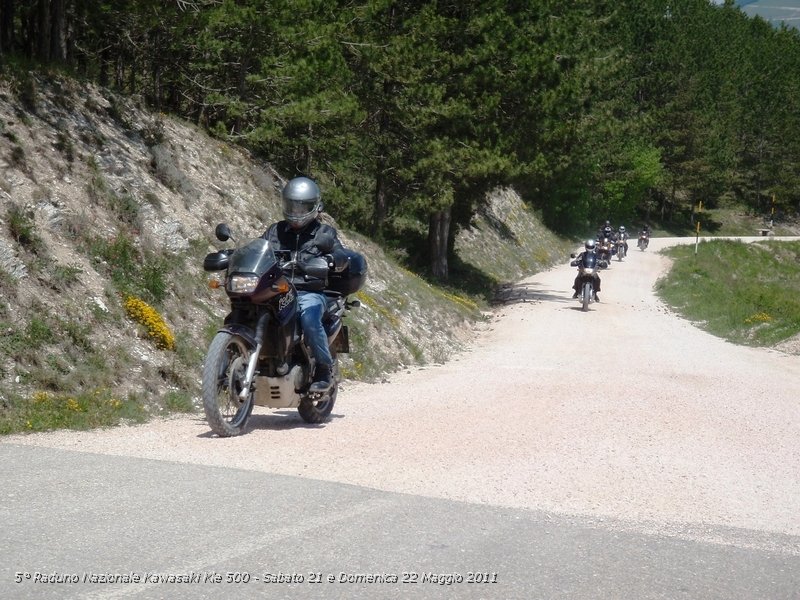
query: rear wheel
[
  {"left": 201, "top": 332, "right": 254, "bottom": 437},
  {"left": 298, "top": 354, "right": 338, "bottom": 423}
]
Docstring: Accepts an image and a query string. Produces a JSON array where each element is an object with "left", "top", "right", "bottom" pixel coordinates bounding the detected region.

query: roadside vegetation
[{"left": 656, "top": 240, "right": 800, "bottom": 347}]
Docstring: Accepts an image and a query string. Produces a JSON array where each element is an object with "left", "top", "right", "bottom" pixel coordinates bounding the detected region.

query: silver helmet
[
  {"left": 282, "top": 177, "right": 321, "bottom": 228},
  {"left": 585, "top": 239, "right": 596, "bottom": 251}
]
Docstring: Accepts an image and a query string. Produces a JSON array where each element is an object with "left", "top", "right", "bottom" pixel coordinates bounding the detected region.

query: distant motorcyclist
[
  {"left": 595, "top": 226, "right": 616, "bottom": 262},
  {"left": 261, "top": 176, "right": 351, "bottom": 393},
  {"left": 638, "top": 224, "right": 651, "bottom": 250},
  {"left": 597, "top": 220, "right": 616, "bottom": 242},
  {"left": 617, "top": 225, "right": 629, "bottom": 254},
  {"left": 571, "top": 239, "right": 601, "bottom": 301}
]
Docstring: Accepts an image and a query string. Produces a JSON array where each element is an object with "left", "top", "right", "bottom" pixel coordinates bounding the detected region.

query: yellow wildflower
[{"left": 124, "top": 296, "right": 176, "bottom": 350}]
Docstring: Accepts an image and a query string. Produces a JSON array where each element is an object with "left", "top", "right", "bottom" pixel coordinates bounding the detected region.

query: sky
[{"left": 711, "top": 0, "right": 800, "bottom": 29}]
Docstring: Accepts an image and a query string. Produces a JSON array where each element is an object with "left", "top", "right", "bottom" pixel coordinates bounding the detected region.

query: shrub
[
  {"left": 124, "top": 296, "right": 176, "bottom": 351},
  {"left": 7, "top": 203, "right": 43, "bottom": 253}
]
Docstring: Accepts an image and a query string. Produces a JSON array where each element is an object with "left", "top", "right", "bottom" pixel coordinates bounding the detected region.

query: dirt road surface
[{"left": 5, "top": 236, "right": 800, "bottom": 552}]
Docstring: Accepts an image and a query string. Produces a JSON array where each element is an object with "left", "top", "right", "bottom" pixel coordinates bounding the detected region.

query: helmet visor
[{"left": 283, "top": 198, "right": 318, "bottom": 224}]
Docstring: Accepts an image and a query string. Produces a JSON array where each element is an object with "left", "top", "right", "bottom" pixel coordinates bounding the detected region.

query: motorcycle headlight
[
  {"left": 583, "top": 268, "right": 595, "bottom": 275},
  {"left": 228, "top": 274, "right": 259, "bottom": 294}
]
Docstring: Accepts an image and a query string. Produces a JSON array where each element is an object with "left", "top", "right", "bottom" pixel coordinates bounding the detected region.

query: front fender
[{"left": 217, "top": 324, "right": 258, "bottom": 349}]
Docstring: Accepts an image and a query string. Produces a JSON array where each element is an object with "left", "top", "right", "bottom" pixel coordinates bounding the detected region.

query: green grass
[
  {"left": 646, "top": 206, "right": 798, "bottom": 238},
  {"left": 655, "top": 240, "right": 800, "bottom": 346},
  {"left": 0, "top": 389, "right": 148, "bottom": 434}
]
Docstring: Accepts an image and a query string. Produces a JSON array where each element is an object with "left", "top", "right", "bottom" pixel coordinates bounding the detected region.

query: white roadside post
[{"left": 695, "top": 200, "right": 702, "bottom": 255}]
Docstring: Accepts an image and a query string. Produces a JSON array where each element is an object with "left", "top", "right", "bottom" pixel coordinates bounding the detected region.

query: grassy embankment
[{"left": 656, "top": 239, "right": 800, "bottom": 347}]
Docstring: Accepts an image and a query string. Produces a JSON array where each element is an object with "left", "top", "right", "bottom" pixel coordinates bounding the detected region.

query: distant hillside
[{"left": 735, "top": 0, "right": 800, "bottom": 29}]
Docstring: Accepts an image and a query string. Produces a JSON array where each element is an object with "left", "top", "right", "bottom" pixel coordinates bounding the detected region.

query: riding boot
[{"left": 310, "top": 365, "right": 332, "bottom": 393}]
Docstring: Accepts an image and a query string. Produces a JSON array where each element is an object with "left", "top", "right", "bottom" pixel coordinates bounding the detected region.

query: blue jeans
[{"left": 297, "top": 291, "right": 333, "bottom": 368}]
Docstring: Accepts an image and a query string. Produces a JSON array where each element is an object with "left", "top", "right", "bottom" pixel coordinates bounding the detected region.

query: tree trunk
[
  {"left": 49, "top": 0, "right": 65, "bottom": 62},
  {"left": 36, "top": 0, "right": 49, "bottom": 62},
  {"left": 373, "top": 164, "right": 386, "bottom": 232},
  {"left": 0, "top": 0, "right": 14, "bottom": 54},
  {"left": 373, "top": 71, "right": 393, "bottom": 233},
  {"left": 98, "top": 47, "right": 108, "bottom": 87},
  {"left": 304, "top": 123, "right": 313, "bottom": 174},
  {"left": 428, "top": 208, "right": 451, "bottom": 281}
]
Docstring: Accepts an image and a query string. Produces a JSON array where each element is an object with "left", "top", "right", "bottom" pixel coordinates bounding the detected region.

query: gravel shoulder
[{"left": 4, "top": 236, "right": 800, "bottom": 542}]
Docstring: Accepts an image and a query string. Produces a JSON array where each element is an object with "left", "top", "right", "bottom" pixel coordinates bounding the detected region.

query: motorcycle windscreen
[
  {"left": 227, "top": 238, "right": 277, "bottom": 275},
  {"left": 582, "top": 252, "right": 598, "bottom": 268}
]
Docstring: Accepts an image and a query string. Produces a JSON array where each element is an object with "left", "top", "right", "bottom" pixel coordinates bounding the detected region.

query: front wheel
[
  {"left": 202, "top": 332, "right": 255, "bottom": 437},
  {"left": 298, "top": 355, "right": 338, "bottom": 424},
  {"left": 581, "top": 281, "right": 592, "bottom": 311}
]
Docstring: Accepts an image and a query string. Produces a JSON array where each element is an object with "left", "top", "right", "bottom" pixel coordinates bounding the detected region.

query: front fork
[{"left": 238, "top": 312, "right": 271, "bottom": 401}]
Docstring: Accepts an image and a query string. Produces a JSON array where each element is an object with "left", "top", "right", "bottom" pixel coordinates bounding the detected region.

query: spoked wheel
[
  {"left": 202, "top": 332, "right": 255, "bottom": 437},
  {"left": 298, "top": 355, "right": 338, "bottom": 424},
  {"left": 581, "top": 282, "right": 592, "bottom": 312}
]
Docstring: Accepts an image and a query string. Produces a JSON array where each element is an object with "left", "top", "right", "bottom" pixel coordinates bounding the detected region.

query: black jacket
[{"left": 262, "top": 219, "right": 349, "bottom": 292}]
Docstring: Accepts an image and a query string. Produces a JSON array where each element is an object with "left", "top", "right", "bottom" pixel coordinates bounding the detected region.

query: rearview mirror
[{"left": 215, "top": 223, "right": 232, "bottom": 242}]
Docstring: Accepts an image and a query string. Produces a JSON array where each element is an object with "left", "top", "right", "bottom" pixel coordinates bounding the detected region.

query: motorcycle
[
  {"left": 616, "top": 237, "right": 627, "bottom": 261},
  {"left": 597, "top": 236, "right": 614, "bottom": 267},
  {"left": 201, "top": 223, "right": 366, "bottom": 437},
  {"left": 637, "top": 232, "right": 649, "bottom": 251},
  {"left": 570, "top": 251, "right": 599, "bottom": 312}
]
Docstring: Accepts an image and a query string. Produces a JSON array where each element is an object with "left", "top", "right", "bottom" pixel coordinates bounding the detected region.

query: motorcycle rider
[
  {"left": 594, "top": 220, "right": 614, "bottom": 262},
  {"left": 597, "top": 220, "right": 615, "bottom": 241},
  {"left": 617, "top": 225, "right": 629, "bottom": 254},
  {"left": 261, "top": 176, "right": 351, "bottom": 393},
  {"left": 571, "top": 239, "right": 601, "bottom": 301},
  {"left": 638, "top": 224, "right": 651, "bottom": 248}
]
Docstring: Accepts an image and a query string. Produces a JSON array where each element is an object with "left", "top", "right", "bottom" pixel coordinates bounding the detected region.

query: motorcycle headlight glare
[
  {"left": 583, "top": 268, "right": 595, "bottom": 275},
  {"left": 228, "top": 274, "right": 259, "bottom": 294}
]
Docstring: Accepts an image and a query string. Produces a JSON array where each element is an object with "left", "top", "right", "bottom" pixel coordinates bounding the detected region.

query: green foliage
[
  {"left": 87, "top": 233, "right": 171, "bottom": 304},
  {"left": 48, "top": 263, "right": 84, "bottom": 292},
  {"left": 656, "top": 240, "right": 800, "bottom": 346},
  {"left": 4, "top": 0, "right": 797, "bottom": 268},
  {"left": 6, "top": 203, "right": 44, "bottom": 253},
  {"left": 87, "top": 169, "right": 142, "bottom": 228},
  {"left": 163, "top": 391, "right": 195, "bottom": 414},
  {"left": 0, "top": 389, "right": 148, "bottom": 435},
  {"left": 54, "top": 131, "right": 75, "bottom": 162},
  {"left": 0, "top": 303, "right": 95, "bottom": 362}
]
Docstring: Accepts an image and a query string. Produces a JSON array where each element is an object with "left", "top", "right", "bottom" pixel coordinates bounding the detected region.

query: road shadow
[
  {"left": 195, "top": 410, "right": 345, "bottom": 437},
  {"left": 248, "top": 410, "right": 345, "bottom": 432},
  {"left": 567, "top": 304, "right": 598, "bottom": 312},
  {"left": 491, "top": 282, "right": 574, "bottom": 306}
]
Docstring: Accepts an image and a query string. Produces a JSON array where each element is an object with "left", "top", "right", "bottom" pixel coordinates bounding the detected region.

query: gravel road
[{"left": 5, "top": 236, "right": 800, "bottom": 550}]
